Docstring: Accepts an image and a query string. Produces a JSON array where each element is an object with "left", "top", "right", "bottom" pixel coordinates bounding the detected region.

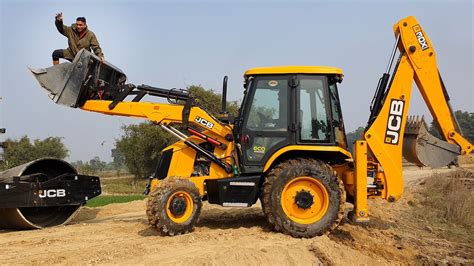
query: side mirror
[{"left": 221, "top": 76, "right": 228, "bottom": 113}]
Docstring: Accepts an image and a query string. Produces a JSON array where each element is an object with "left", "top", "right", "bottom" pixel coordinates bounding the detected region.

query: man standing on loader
[{"left": 52, "top": 12, "right": 104, "bottom": 65}]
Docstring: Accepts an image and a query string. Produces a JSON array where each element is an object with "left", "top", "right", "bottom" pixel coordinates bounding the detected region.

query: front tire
[
  {"left": 146, "top": 177, "right": 202, "bottom": 236},
  {"left": 261, "top": 158, "right": 345, "bottom": 238}
]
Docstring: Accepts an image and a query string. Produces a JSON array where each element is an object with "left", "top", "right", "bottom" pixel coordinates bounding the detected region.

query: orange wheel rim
[
  {"left": 166, "top": 191, "right": 194, "bottom": 223},
  {"left": 281, "top": 176, "right": 329, "bottom": 224}
]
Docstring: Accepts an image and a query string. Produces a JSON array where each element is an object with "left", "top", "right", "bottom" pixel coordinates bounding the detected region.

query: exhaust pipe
[{"left": 221, "top": 75, "right": 228, "bottom": 114}]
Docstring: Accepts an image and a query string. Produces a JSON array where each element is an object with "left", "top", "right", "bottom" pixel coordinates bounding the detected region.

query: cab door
[
  {"left": 296, "top": 75, "right": 348, "bottom": 149},
  {"left": 237, "top": 75, "right": 293, "bottom": 173},
  {"left": 297, "top": 75, "right": 333, "bottom": 144}
]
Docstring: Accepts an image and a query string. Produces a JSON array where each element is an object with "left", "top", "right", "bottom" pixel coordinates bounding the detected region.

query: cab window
[{"left": 245, "top": 79, "right": 288, "bottom": 131}]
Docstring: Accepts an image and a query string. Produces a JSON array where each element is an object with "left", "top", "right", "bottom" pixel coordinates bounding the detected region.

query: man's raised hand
[{"left": 55, "top": 12, "right": 63, "bottom": 21}]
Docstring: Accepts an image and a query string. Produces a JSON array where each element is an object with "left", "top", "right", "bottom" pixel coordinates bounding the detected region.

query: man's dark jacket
[{"left": 55, "top": 20, "right": 104, "bottom": 59}]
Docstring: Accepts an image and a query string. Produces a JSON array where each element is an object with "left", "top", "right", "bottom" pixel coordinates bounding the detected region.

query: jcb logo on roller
[
  {"left": 384, "top": 100, "right": 404, "bottom": 145},
  {"left": 413, "top": 25, "right": 429, "bottom": 51},
  {"left": 195, "top": 116, "right": 214, "bottom": 129},
  {"left": 39, "top": 189, "right": 66, "bottom": 198}
]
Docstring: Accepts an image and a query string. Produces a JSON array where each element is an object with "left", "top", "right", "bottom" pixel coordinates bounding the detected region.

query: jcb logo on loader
[
  {"left": 384, "top": 100, "right": 405, "bottom": 145},
  {"left": 38, "top": 189, "right": 66, "bottom": 198},
  {"left": 413, "top": 25, "right": 429, "bottom": 51},
  {"left": 195, "top": 116, "right": 214, "bottom": 129}
]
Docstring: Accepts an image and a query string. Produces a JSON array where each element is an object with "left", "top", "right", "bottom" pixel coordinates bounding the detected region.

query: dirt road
[{"left": 1, "top": 167, "right": 472, "bottom": 264}]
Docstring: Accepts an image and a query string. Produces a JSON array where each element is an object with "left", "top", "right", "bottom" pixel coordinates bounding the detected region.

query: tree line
[{"left": 0, "top": 136, "right": 68, "bottom": 171}]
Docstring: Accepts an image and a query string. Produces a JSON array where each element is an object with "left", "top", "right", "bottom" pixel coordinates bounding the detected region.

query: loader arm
[
  {"left": 81, "top": 100, "right": 237, "bottom": 179},
  {"left": 81, "top": 100, "right": 233, "bottom": 138},
  {"left": 352, "top": 16, "right": 472, "bottom": 220}
]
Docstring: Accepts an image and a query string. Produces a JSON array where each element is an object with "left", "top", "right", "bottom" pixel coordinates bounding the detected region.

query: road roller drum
[{"left": 0, "top": 158, "right": 101, "bottom": 229}]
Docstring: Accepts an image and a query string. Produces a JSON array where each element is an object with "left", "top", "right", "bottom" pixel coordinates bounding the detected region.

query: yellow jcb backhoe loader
[{"left": 30, "top": 16, "right": 472, "bottom": 237}]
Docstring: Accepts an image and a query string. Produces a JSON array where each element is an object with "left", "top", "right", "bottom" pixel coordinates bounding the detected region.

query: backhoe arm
[
  {"left": 352, "top": 16, "right": 472, "bottom": 221},
  {"left": 365, "top": 16, "right": 472, "bottom": 197},
  {"left": 395, "top": 17, "right": 472, "bottom": 155}
]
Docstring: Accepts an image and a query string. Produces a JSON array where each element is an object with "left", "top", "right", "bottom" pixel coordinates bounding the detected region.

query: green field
[
  {"left": 100, "top": 177, "right": 148, "bottom": 195},
  {"left": 85, "top": 174, "right": 148, "bottom": 207},
  {"left": 86, "top": 195, "right": 146, "bottom": 207}
]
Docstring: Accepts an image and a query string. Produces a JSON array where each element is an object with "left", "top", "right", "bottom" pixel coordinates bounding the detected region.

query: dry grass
[
  {"left": 97, "top": 170, "right": 130, "bottom": 178},
  {"left": 420, "top": 170, "right": 473, "bottom": 228}
]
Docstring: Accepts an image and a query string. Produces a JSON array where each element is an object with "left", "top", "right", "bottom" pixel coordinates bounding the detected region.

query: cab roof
[{"left": 244, "top": 66, "right": 343, "bottom": 76}]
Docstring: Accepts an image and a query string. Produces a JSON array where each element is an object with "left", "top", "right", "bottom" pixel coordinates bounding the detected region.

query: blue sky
[{"left": 0, "top": 0, "right": 472, "bottom": 162}]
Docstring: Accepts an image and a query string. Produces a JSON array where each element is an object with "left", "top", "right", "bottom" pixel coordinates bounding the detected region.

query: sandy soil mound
[{"left": 0, "top": 167, "right": 472, "bottom": 264}]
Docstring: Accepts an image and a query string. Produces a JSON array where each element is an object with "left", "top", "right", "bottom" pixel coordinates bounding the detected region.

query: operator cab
[{"left": 234, "top": 66, "right": 349, "bottom": 173}]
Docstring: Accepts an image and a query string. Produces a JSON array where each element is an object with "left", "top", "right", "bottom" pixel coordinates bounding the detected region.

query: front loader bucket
[
  {"left": 403, "top": 116, "right": 460, "bottom": 168},
  {"left": 29, "top": 49, "right": 127, "bottom": 108},
  {"left": 0, "top": 158, "right": 101, "bottom": 230}
]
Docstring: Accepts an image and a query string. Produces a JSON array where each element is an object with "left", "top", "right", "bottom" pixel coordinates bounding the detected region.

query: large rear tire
[
  {"left": 146, "top": 177, "right": 202, "bottom": 236},
  {"left": 261, "top": 158, "right": 345, "bottom": 238}
]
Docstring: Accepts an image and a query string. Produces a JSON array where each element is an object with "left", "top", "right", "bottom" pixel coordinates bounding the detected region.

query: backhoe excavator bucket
[
  {"left": 0, "top": 158, "right": 101, "bottom": 229},
  {"left": 403, "top": 116, "right": 460, "bottom": 168},
  {"left": 29, "top": 49, "right": 127, "bottom": 108}
]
